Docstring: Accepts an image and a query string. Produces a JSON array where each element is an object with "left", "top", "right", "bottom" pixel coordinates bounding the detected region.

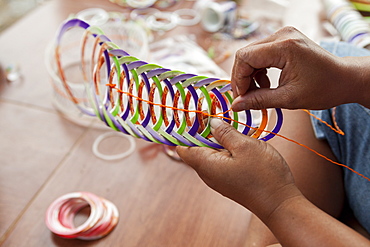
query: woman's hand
[
  {"left": 176, "top": 118, "right": 301, "bottom": 220},
  {"left": 231, "top": 26, "right": 367, "bottom": 111},
  {"left": 176, "top": 119, "right": 370, "bottom": 246}
]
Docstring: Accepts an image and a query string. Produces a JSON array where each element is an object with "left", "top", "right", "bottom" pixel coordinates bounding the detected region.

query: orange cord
[
  {"left": 331, "top": 107, "right": 343, "bottom": 135},
  {"left": 303, "top": 109, "right": 344, "bottom": 135}
]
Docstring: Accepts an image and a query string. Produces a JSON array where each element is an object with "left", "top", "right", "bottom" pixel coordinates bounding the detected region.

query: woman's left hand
[{"left": 176, "top": 118, "right": 301, "bottom": 220}]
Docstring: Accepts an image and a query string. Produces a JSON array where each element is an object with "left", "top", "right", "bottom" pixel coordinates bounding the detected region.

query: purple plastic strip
[
  {"left": 241, "top": 110, "right": 252, "bottom": 135},
  {"left": 193, "top": 78, "right": 219, "bottom": 88},
  {"left": 127, "top": 60, "right": 147, "bottom": 70},
  {"left": 219, "top": 84, "right": 231, "bottom": 93},
  {"left": 170, "top": 74, "right": 197, "bottom": 85},
  {"left": 139, "top": 73, "right": 153, "bottom": 127},
  {"left": 194, "top": 133, "right": 223, "bottom": 149},
  {"left": 109, "top": 49, "right": 130, "bottom": 57},
  {"left": 76, "top": 105, "right": 95, "bottom": 116},
  {"left": 186, "top": 85, "right": 200, "bottom": 136},
  {"left": 210, "top": 86, "right": 251, "bottom": 137},
  {"left": 126, "top": 120, "right": 152, "bottom": 142},
  {"left": 105, "top": 107, "right": 129, "bottom": 134},
  {"left": 103, "top": 50, "right": 111, "bottom": 80},
  {"left": 145, "top": 126, "right": 176, "bottom": 146},
  {"left": 98, "top": 34, "right": 111, "bottom": 42},
  {"left": 171, "top": 131, "right": 196, "bottom": 146},
  {"left": 146, "top": 68, "right": 171, "bottom": 78},
  {"left": 88, "top": 80, "right": 107, "bottom": 125},
  {"left": 103, "top": 87, "right": 111, "bottom": 109},
  {"left": 163, "top": 78, "right": 176, "bottom": 134},
  {"left": 210, "top": 88, "right": 230, "bottom": 122},
  {"left": 121, "top": 63, "right": 132, "bottom": 121},
  {"left": 57, "top": 19, "right": 90, "bottom": 44},
  {"left": 260, "top": 108, "right": 283, "bottom": 142}
]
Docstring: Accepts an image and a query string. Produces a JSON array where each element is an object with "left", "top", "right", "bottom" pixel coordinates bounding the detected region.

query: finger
[
  {"left": 231, "top": 34, "right": 278, "bottom": 97},
  {"left": 245, "top": 29, "right": 281, "bottom": 46},
  {"left": 176, "top": 146, "right": 221, "bottom": 170},
  {"left": 231, "top": 43, "right": 285, "bottom": 99},
  {"left": 231, "top": 50, "right": 254, "bottom": 97},
  {"left": 231, "top": 87, "right": 293, "bottom": 111},
  {"left": 210, "top": 118, "right": 250, "bottom": 154},
  {"left": 242, "top": 43, "right": 286, "bottom": 71},
  {"left": 176, "top": 146, "right": 234, "bottom": 182}
]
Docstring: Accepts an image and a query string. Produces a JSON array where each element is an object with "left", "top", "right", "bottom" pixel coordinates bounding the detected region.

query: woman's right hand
[{"left": 231, "top": 26, "right": 369, "bottom": 111}]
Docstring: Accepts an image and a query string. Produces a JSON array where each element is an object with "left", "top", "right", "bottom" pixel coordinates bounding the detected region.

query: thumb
[
  {"left": 210, "top": 118, "right": 249, "bottom": 153},
  {"left": 231, "top": 87, "right": 291, "bottom": 111}
]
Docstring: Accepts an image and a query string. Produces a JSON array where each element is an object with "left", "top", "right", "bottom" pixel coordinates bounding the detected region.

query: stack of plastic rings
[
  {"left": 54, "top": 18, "right": 283, "bottom": 149},
  {"left": 324, "top": 0, "right": 370, "bottom": 47},
  {"left": 45, "top": 192, "right": 119, "bottom": 240},
  {"left": 109, "top": 0, "right": 179, "bottom": 9},
  {"left": 130, "top": 8, "right": 201, "bottom": 31},
  {"left": 350, "top": 0, "right": 370, "bottom": 15}
]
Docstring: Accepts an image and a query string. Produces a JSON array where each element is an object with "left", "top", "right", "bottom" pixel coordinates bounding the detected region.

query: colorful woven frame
[{"left": 54, "top": 19, "right": 283, "bottom": 148}]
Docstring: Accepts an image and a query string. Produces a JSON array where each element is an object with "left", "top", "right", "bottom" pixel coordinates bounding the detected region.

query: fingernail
[
  {"left": 231, "top": 103, "right": 243, "bottom": 112},
  {"left": 231, "top": 105, "right": 239, "bottom": 112},
  {"left": 236, "top": 86, "right": 240, "bottom": 96},
  {"left": 231, "top": 97, "right": 243, "bottom": 112},
  {"left": 210, "top": 118, "right": 224, "bottom": 132}
]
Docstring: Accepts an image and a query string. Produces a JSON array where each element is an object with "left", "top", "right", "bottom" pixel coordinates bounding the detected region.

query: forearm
[
  {"left": 261, "top": 195, "right": 370, "bottom": 247},
  {"left": 341, "top": 56, "right": 370, "bottom": 109}
]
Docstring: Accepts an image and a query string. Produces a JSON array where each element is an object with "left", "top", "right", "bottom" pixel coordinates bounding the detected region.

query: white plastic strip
[{"left": 92, "top": 131, "right": 136, "bottom": 160}]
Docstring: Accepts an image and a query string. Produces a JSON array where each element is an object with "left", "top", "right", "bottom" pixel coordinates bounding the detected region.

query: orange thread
[
  {"left": 331, "top": 107, "right": 343, "bottom": 134},
  {"left": 303, "top": 109, "right": 344, "bottom": 135},
  {"left": 106, "top": 83, "right": 370, "bottom": 182}
]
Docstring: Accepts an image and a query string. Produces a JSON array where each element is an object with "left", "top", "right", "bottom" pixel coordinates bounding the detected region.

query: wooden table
[{"left": 0, "top": 0, "right": 325, "bottom": 246}]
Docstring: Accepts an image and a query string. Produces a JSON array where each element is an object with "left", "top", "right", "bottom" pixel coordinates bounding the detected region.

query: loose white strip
[
  {"left": 174, "top": 9, "right": 201, "bottom": 26},
  {"left": 92, "top": 132, "right": 136, "bottom": 160}
]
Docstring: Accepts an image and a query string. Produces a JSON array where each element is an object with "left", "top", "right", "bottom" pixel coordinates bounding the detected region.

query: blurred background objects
[{"left": 0, "top": 0, "right": 48, "bottom": 32}]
